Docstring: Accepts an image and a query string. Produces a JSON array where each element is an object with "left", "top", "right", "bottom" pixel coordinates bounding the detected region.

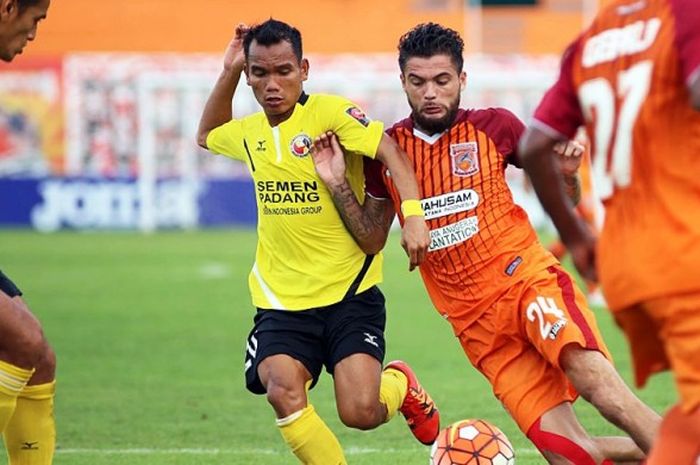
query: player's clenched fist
[{"left": 401, "top": 212, "right": 430, "bottom": 271}]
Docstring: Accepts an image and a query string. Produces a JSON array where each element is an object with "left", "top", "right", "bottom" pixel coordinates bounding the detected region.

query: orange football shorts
[{"left": 455, "top": 264, "right": 611, "bottom": 432}]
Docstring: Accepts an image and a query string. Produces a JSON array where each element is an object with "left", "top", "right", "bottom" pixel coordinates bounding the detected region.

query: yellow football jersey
[{"left": 207, "top": 93, "right": 385, "bottom": 310}]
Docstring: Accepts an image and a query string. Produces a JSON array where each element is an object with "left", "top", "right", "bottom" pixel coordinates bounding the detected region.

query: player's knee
[
  {"left": 265, "top": 379, "right": 306, "bottom": 416},
  {"left": 337, "top": 398, "right": 381, "bottom": 430},
  {"left": 6, "top": 318, "right": 48, "bottom": 369},
  {"left": 33, "top": 340, "right": 56, "bottom": 381}
]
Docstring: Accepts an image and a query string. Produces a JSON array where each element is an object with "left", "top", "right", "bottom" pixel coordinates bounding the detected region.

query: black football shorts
[{"left": 244, "top": 286, "right": 386, "bottom": 394}]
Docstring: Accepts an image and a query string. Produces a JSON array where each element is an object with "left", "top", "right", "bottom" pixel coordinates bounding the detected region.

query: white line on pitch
[{"left": 55, "top": 447, "right": 540, "bottom": 456}]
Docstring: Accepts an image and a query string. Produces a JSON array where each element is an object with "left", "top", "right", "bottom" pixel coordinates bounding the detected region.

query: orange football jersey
[
  {"left": 533, "top": 0, "right": 700, "bottom": 311},
  {"left": 366, "top": 109, "right": 558, "bottom": 334}
]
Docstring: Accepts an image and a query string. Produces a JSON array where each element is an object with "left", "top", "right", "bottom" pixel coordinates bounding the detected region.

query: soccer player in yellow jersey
[
  {"left": 0, "top": 2, "right": 56, "bottom": 465},
  {"left": 197, "top": 19, "right": 440, "bottom": 464}
]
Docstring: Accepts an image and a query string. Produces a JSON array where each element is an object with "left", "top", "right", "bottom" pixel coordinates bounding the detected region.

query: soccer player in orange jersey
[
  {"left": 0, "top": 2, "right": 56, "bottom": 465},
  {"left": 311, "top": 23, "right": 662, "bottom": 465},
  {"left": 519, "top": 0, "right": 700, "bottom": 463}
]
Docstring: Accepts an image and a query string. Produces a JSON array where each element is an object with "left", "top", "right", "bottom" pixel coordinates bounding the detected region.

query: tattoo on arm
[
  {"left": 563, "top": 173, "right": 581, "bottom": 206},
  {"left": 329, "top": 183, "right": 393, "bottom": 253}
]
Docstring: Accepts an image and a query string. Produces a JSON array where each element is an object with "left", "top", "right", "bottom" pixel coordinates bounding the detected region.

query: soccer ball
[{"left": 430, "top": 419, "right": 515, "bottom": 465}]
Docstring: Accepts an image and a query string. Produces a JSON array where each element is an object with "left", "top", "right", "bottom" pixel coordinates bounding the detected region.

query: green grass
[{"left": 0, "top": 229, "right": 676, "bottom": 464}]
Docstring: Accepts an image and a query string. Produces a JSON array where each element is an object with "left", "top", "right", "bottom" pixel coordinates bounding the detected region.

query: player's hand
[
  {"left": 401, "top": 215, "right": 430, "bottom": 271},
  {"left": 553, "top": 140, "right": 584, "bottom": 177},
  {"left": 224, "top": 24, "right": 248, "bottom": 73},
  {"left": 311, "top": 131, "right": 347, "bottom": 188},
  {"left": 564, "top": 225, "right": 598, "bottom": 283}
]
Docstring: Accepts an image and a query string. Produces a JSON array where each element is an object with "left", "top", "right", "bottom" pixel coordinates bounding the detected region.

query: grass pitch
[{"left": 0, "top": 229, "right": 675, "bottom": 464}]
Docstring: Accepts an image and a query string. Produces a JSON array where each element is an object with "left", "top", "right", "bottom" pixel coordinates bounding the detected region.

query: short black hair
[
  {"left": 243, "top": 19, "right": 303, "bottom": 62},
  {"left": 398, "top": 23, "right": 464, "bottom": 73},
  {"left": 18, "top": 0, "right": 41, "bottom": 7}
]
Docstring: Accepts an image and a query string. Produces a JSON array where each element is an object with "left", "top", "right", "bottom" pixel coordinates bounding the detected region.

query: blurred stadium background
[{"left": 0, "top": 1, "right": 675, "bottom": 464}]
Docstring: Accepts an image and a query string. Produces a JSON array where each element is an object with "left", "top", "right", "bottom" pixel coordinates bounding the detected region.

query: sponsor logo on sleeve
[
  {"left": 428, "top": 216, "right": 479, "bottom": 251},
  {"left": 505, "top": 256, "right": 523, "bottom": 276},
  {"left": 289, "top": 134, "right": 312, "bottom": 158},
  {"left": 421, "top": 189, "right": 479, "bottom": 220},
  {"left": 450, "top": 142, "right": 479, "bottom": 177},
  {"left": 345, "top": 107, "right": 371, "bottom": 127}
]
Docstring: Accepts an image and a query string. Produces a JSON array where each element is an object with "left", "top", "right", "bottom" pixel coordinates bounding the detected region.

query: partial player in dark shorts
[
  {"left": 244, "top": 286, "right": 386, "bottom": 394},
  {"left": 0, "top": 270, "right": 22, "bottom": 298}
]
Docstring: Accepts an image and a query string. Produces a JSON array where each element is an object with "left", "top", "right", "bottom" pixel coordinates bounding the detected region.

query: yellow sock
[
  {"left": 4, "top": 381, "right": 56, "bottom": 465},
  {"left": 0, "top": 360, "right": 34, "bottom": 433},
  {"left": 277, "top": 405, "right": 346, "bottom": 465},
  {"left": 380, "top": 368, "right": 408, "bottom": 422}
]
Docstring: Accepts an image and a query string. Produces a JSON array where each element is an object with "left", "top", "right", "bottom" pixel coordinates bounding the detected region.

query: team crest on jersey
[
  {"left": 345, "top": 107, "right": 370, "bottom": 127},
  {"left": 450, "top": 142, "right": 479, "bottom": 177},
  {"left": 289, "top": 133, "right": 312, "bottom": 158}
]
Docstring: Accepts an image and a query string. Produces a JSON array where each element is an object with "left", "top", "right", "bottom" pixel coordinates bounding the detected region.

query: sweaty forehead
[
  {"left": 404, "top": 54, "right": 459, "bottom": 77},
  {"left": 248, "top": 41, "right": 298, "bottom": 67}
]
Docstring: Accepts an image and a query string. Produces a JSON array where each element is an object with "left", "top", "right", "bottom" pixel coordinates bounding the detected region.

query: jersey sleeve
[
  {"left": 363, "top": 158, "right": 390, "bottom": 199},
  {"left": 205, "top": 119, "right": 247, "bottom": 161},
  {"left": 532, "top": 39, "right": 585, "bottom": 141},
  {"left": 329, "top": 97, "right": 385, "bottom": 158},
  {"left": 670, "top": 0, "right": 700, "bottom": 86},
  {"left": 468, "top": 108, "right": 525, "bottom": 167}
]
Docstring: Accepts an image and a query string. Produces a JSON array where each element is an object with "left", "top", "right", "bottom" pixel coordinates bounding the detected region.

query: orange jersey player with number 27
[
  {"left": 519, "top": 0, "right": 700, "bottom": 463},
  {"left": 312, "top": 22, "right": 661, "bottom": 465}
]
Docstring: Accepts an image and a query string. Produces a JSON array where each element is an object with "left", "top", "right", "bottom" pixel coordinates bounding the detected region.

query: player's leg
[
  {"left": 245, "top": 308, "right": 346, "bottom": 465},
  {"left": 592, "top": 437, "right": 645, "bottom": 463},
  {"left": 329, "top": 286, "right": 439, "bottom": 444},
  {"left": 0, "top": 273, "right": 44, "bottom": 431},
  {"left": 452, "top": 286, "right": 602, "bottom": 465},
  {"left": 333, "top": 353, "right": 386, "bottom": 429},
  {"left": 527, "top": 402, "right": 607, "bottom": 464},
  {"left": 461, "top": 322, "right": 608, "bottom": 464},
  {"left": 2, "top": 295, "right": 56, "bottom": 465},
  {"left": 637, "top": 293, "right": 700, "bottom": 464},
  {"left": 561, "top": 346, "right": 659, "bottom": 454},
  {"left": 523, "top": 265, "right": 660, "bottom": 452},
  {"left": 518, "top": 265, "right": 658, "bottom": 459}
]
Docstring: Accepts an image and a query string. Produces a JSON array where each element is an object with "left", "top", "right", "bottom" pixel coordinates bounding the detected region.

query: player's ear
[
  {"left": 459, "top": 71, "right": 467, "bottom": 92},
  {"left": 243, "top": 62, "right": 251, "bottom": 85},
  {"left": 300, "top": 58, "right": 309, "bottom": 82},
  {"left": 0, "top": 0, "right": 17, "bottom": 20},
  {"left": 400, "top": 73, "right": 407, "bottom": 90}
]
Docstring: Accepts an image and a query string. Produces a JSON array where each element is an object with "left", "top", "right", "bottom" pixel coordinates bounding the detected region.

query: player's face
[
  {"left": 401, "top": 54, "right": 465, "bottom": 135},
  {"left": 245, "top": 39, "right": 309, "bottom": 126},
  {"left": 0, "top": 0, "right": 49, "bottom": 62}
]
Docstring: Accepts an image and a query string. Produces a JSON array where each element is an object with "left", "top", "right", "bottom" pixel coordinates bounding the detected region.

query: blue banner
[{"left": 0, "top": 178, "right": 257, "bottom": 230}]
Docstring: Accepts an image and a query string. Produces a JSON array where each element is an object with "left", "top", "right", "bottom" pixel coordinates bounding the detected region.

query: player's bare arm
[
  {"left": 375, "top": 134, "right": 430, "bottom": 270},
  {"left": 312, "top": 132, "right": 394, "bottom": 255},
  {"left": 519, "top": 128, "right": 597, "bottom": 282},
  {"left": 196, "top": 24, "right": 249, "bottom": 149},
  {"left": 552, "top": 140, "right": 584, "bottom": 206}
]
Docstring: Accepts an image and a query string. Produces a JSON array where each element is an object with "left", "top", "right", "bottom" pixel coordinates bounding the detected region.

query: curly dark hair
[
  {"left": 398, "top": 23, "right": 464, "bottom": 73},
  {"left": 243, "top": 19, "right": 303, "bottom": 62}
]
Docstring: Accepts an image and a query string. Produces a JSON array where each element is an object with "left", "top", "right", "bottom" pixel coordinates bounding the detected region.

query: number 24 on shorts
[{"left": 527, "top": 296, "right": 568, "bottom": 341}]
